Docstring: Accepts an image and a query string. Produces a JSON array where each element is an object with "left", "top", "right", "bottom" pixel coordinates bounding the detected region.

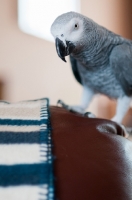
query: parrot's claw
[
  {"left": 57, "top": 100, "right": 70, "bottom": 110},
  {"left": 84, "top": 112, "right": 96, "bottom": 118},
  {"left": 125, "top": 127, "right": 132, "bottom": 135},
  {"left": 57, "top": 99, "right": 96, "bottom": 118},
  {"left": 57, "top": 100, "right": 84, "bottom": 113}
]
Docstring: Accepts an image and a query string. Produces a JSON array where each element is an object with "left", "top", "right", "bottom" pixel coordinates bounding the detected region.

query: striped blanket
[{"left": 0, "top": 98, "right": 54, "bottom": 200}]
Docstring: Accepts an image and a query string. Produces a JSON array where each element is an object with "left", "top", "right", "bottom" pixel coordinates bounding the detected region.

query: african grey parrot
[{"left": 50, "top": 11, "right": 132, "bottom": 124}]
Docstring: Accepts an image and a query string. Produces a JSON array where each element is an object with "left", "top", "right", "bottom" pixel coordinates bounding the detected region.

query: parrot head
[{"left": 51, "top": 12, "right": 85, "bottom": 62}]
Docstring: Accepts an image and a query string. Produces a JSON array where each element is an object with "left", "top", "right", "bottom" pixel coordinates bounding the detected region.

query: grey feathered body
[
  {"left": 69, "top": 15, "right": 132, "bottom": 99},
  {"left": 51, "top": 12, "right": 132, "bottom": 99},
  {"left": 76, "top": 60, "right": 124, "bottom": 98}
]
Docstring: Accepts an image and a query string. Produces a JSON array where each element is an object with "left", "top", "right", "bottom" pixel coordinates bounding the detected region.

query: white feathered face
[{"left": 51, "top": 16, "right": 84, "bottom": 62}]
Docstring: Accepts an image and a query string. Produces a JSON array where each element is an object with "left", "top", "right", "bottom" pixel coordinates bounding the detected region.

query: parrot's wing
[
  {"left": 110, "top": 43, "right": 132, "bottom": 96},
  {"left": 69, "top": 55, "right": 82, "bottom": 85}
]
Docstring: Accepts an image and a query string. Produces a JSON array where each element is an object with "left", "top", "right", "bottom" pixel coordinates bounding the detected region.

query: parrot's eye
[{"left": 74, "top": 23, "right": 79, "bottom": 29}]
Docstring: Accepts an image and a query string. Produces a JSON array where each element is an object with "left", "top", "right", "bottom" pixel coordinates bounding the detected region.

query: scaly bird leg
[
  {"left": 112, "top": 96, "right": 131, "bottom": 123},
  {"left": 66, "top": 86, "right": 94, "bottom": 113},
  {"left": 57, "top": 87, "right": 95, "bottom": 117}
]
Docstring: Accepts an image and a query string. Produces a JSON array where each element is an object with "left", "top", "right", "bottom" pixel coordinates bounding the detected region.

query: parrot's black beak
[{"left": 55, "top": 38, "right": 75, "bottom": 62}]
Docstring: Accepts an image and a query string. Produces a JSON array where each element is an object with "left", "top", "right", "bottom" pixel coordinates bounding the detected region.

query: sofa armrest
[{"left": 50, "top": 106, "right": 132, "bottom": 200}]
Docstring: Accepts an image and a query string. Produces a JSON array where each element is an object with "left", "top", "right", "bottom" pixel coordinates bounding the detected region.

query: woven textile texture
[{"left": 0, "top": 98, "right": 54, "bottom": 200}]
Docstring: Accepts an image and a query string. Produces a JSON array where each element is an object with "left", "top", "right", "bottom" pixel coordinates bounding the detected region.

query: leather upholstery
[{"left": 50, "top": 106, "right": 132, "bottom": 200}]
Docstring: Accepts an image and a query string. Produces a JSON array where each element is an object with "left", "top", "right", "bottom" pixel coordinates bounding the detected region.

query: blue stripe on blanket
[
  {"left": 0, "top": 119, "right": 48, "bottom": 126},
  {"left": 0, "top": 164, "right": 51, "bottom": 186},
  {"left": 0, "top": 131, "right": 48, "bottom": 144},
  {"left": 0, "top": 98, "right": 54, "bottom": 200}
]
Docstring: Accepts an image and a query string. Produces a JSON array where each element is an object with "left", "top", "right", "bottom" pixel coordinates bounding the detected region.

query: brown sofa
[{"left": 50, "top": 106, "right": 132, "bottom": 200}]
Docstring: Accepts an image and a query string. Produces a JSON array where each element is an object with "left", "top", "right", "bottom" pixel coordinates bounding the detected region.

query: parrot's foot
[
  {"left": 125, "top": 127, "right": 132, "bottom": 134},
  {"left": 57, "top": 100, "right": 85, "bottom": 113},
  {"left": 84, "top": 112, "right": 96, "bottom": 118},
  {"left": 68, "top": 105, "right": 85, "bottom": 114},
  {"left": 57, "top": 100, "right": 96, "bottom": 118}
]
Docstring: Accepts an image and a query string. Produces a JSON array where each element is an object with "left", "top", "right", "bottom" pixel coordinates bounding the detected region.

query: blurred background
[{"left": 0, "top": 0, "right": 132, "bottom": 126}]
